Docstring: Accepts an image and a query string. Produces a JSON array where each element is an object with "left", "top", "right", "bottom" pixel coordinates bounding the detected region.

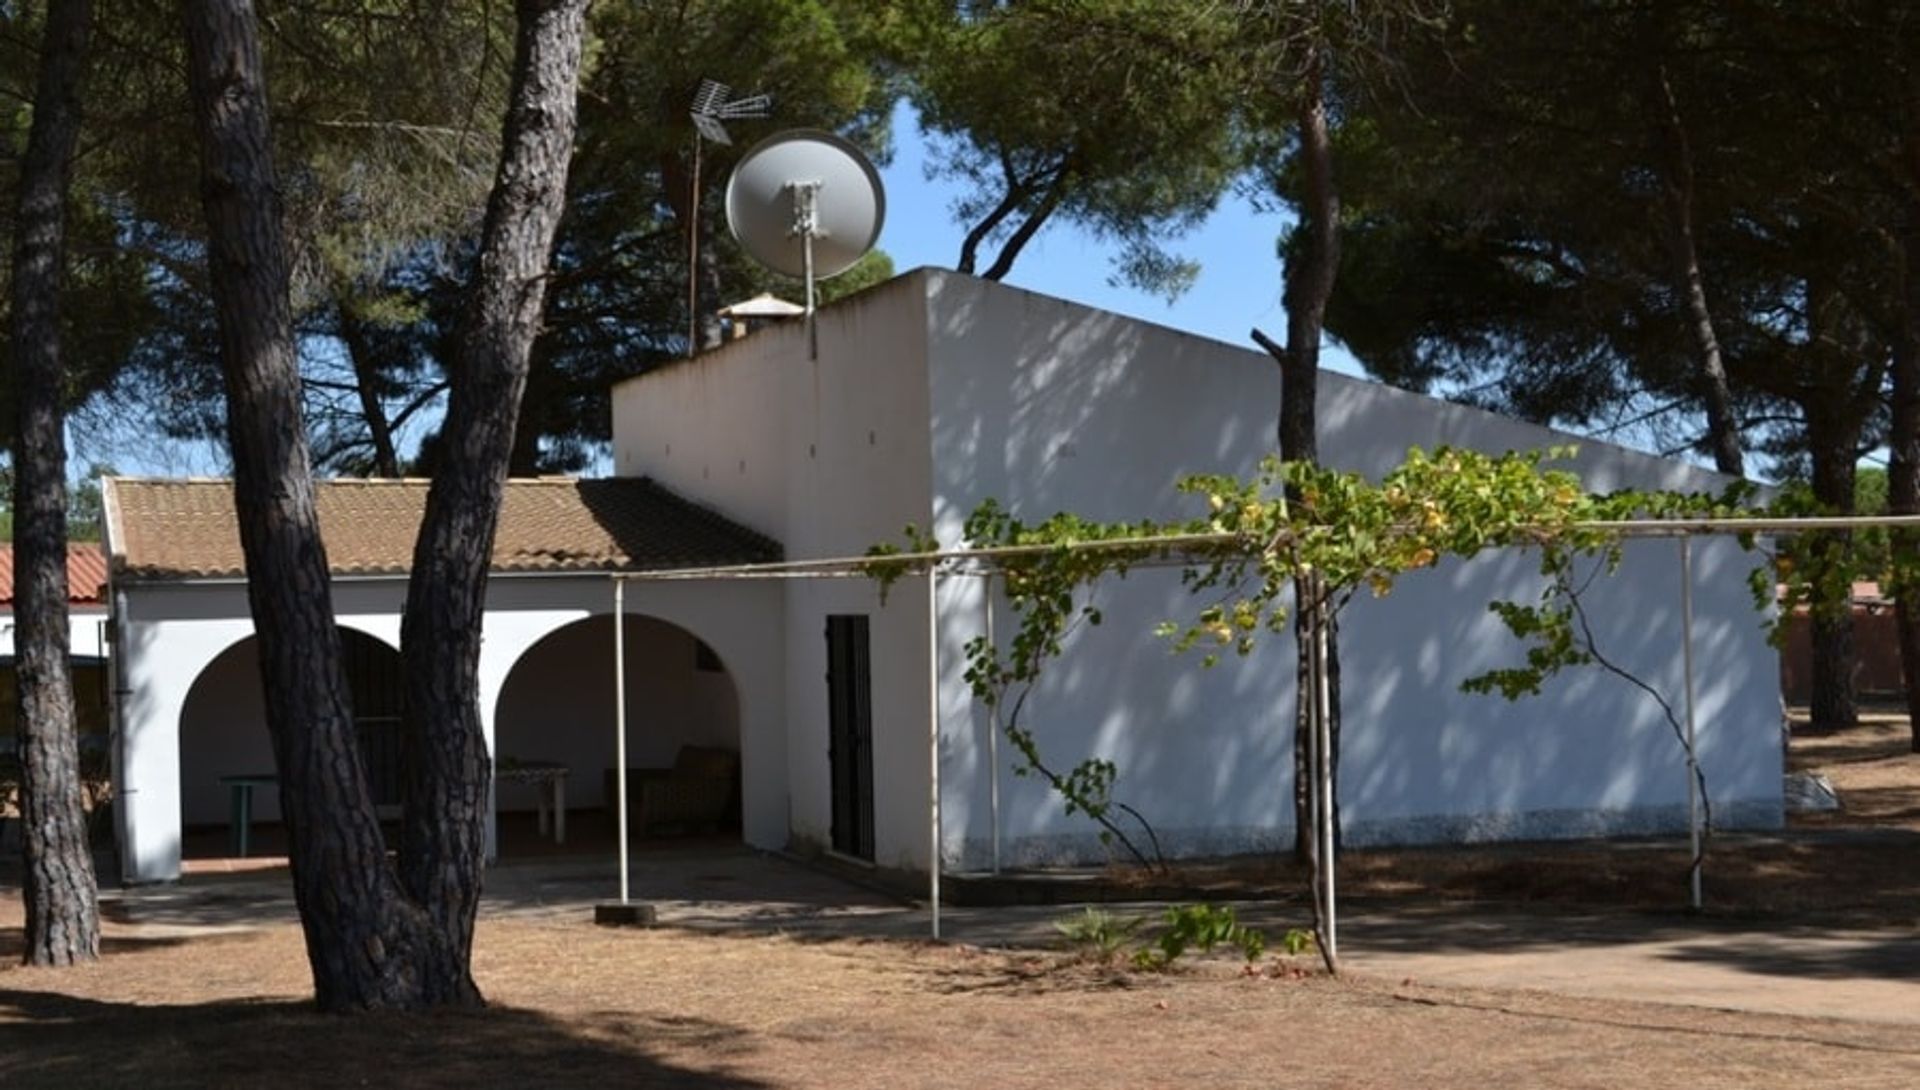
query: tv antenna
[
  {"left": 685, "top": 79, "right": 771, "bottom": 357},
  {"left": 725, "top": 129, "right": 886, "bottom": 359}
]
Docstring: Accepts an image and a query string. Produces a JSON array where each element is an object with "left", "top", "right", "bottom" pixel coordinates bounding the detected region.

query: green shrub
[
  {"left": 1053, "top": 907, "right": 1145, "bottom": 965},
  {"left": 1131, "top": 904, "right": 1268, "bottom": 971}
]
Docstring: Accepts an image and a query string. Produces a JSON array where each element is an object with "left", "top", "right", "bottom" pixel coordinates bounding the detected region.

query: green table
[{"left": 219, "top": 773, "right": 278, "bottom": 856}]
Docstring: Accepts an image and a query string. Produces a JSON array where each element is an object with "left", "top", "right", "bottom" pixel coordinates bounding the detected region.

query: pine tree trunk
[
  {"left": 182, "top": 0, "right": 463, "bottom": 1010},
  {"left": 1807, "top": 408, "right": 1860, "bottom": 734},
  {"left": 8, "top": 0, "right": 100, "bottom": 968},
  {"left": 1279, "top": 52, "right": 1343, "bottom": 865},
  {"left": 335, "top": 303, "right": 403, "bottom": 477},
  {"left": 1810, "top": 603, "right": 1859, "bottom": 733},
  {"left": 398, "top": 0, "right": 589, "bottom": 968},
  {"left": 957, "top": 164, "right": 1031, "bottom": 275},
  {"left": 1890, "top": 135, "right": 1920, "bottom": 754},
  {"left": 1649, "top": 64, "right": 1744, "bottom": 478},
  {"left": 981, "top": 177, "right": 1067, "bottom": 282}
]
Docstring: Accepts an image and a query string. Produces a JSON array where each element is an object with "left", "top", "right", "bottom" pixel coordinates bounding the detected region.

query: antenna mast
[{"left": 686, "top": 79, "right": 771, "bottom": 358}]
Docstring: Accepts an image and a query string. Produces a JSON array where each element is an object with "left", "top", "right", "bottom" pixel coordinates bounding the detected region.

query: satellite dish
[{"left": 725, "top": 130, "right": 885, "bottom": 358}]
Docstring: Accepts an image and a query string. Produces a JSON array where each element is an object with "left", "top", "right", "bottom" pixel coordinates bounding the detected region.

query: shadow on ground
[
  {"left": 0, "top": 987, "right": 769, "bottom": 1090},
  {"left": 1657, "top": 930, "right": 1920, "bottom": 982},
  {"left": 105, "top": 847, "right": 909, "bottom": 935},
  {"left": 0, "top": 928, "right": 188, "bottom": 961},
  {"left": 84, "top": 838, "right": 1920, "bottom": 1010}
]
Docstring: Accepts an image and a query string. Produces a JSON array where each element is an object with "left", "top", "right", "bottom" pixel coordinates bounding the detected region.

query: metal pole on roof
[
  {"left": 928, "top": 565, "right": 943, "bottom": 940},
  {"left": 1680, "top": 536, "right": 1703, "bottom": 911},
  {"left": 687, "top": 134, "right": 702, "bottom": 359},
  {"left": 615, "top": 578, "right": 631, "bottom": 904}
]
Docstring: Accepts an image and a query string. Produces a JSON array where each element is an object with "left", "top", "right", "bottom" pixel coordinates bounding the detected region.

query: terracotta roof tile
[
  {"left": 105, "top": 477, "right": 779, "bottom": 582},
  {"left": 0, "top": 544, "right": 109, "bottom": 605}
]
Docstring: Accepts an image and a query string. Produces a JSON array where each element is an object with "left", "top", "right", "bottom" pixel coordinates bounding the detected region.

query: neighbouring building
[{"left": 0, "top": 543, "right": 112, "bottom": 743}]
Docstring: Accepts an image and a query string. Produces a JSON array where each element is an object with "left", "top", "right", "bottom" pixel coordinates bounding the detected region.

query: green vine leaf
[{"left": 868, "top": 445, "right": 1837, "bottom": 875}]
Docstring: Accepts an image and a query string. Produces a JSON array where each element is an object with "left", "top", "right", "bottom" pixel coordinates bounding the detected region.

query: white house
[
  {"left": 102, "top": 267, "right": 1782, "bottom": 884},
  {"left": 612, "top": 268, "right": 1781, "bottom": 873}
]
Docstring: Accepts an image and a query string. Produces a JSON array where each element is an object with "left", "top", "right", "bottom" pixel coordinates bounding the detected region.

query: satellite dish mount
[
  {"left": 787, "top": 180, "right": 824, "bottom": 320},
  {"left": 726, "top": 130, "right": 886, "bottom": 359}
]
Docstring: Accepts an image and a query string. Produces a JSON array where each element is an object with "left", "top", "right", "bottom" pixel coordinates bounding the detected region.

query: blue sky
[
  {"left": 79, "top": 108, "right": 1364, "bottom": 478},
  {"left": 870, "top": 104, "right": 1362, "bottom": 374}
]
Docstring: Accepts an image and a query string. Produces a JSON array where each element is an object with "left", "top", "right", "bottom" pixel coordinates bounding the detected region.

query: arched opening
[
  {"left": 492, "top": 613, "right": 741, "bottom": 856},
  {"left": 178, "top": 627, "right": 404, "bottom": 859}
]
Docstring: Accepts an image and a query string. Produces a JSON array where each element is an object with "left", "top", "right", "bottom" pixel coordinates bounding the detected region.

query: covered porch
[{"left": 104, "top": 475, "right": 787, "bottom": 883}]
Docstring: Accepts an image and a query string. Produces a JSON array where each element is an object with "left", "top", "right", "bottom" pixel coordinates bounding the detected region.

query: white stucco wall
[
  {"left": 921, "top": 271, "right": 1781, "bottom": 868},
  {"left": 615, "top": 275, "right": 938, "bottom": 870},
  {"left": 612, "top": 268, "right": 1784, "bottom": 875},
  {"left": 114, "top": 573, "right": 783, "bottom": 883}
]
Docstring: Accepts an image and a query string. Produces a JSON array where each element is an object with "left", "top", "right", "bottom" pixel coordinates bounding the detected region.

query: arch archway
[
  {"left": 177, "top": 626, "right": 405, "bottom": 856},
  {"left": 492, "top": 613, "right": 741, "bottom": 853}
]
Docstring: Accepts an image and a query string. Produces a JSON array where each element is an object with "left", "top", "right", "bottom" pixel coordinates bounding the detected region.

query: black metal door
[
  {"left": 340, "top": 630, "right": 406, "bottom": 812},
  {"left": 826, "top": 615, "right": 874, "bottom": 860}
]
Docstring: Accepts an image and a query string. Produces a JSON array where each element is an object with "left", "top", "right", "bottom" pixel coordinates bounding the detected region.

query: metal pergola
[{"left": 600, "top": 513, "right": 1920, "bottom": 947}]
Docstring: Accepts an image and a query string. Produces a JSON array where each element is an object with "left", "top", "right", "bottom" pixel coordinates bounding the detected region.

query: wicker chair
[{"left": 606, "top": 745, "right": 740, "bottom": 836}]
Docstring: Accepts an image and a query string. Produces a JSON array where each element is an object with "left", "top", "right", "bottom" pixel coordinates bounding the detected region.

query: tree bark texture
[
  {"left": 1890, "top": 130, "right": 1920, "bottom": 754},
  {"left": 1649, "top": 64, "right": 1744, "bottom": 478},
  {"left": 506, "top": 362, "right": 547, "bottom": 475},
  {"left": 183, "top": 0, "right": 459, "bottom": 1009},
  {"left": 981, "top": 172, "right": 1067, "bottom": 282},
  {"left": 336, "top": 303, "right": 403, "bottom": 477},
  {"left": 8, "top": 0, "right": 100, "bottom": 968},
  {"left": 1807, "top": 406, "right": 1861, "bottom": 734},
  {"left": 399, "top": 0, "right": 589, "bottom": 975},
  {"left": 1280, "top": 52, "right": 1343, "bottom": 864},
  {"left": 956, "top": 157, "right": 1032, "bottom": 275},
  {"left": 1259, "top": 53, "right": 1351, "bottom": 867}
]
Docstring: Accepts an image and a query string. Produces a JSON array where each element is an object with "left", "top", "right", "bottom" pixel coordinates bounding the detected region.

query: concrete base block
[{"left": 594, "top": 902, "right": 659, "bottom": 928}]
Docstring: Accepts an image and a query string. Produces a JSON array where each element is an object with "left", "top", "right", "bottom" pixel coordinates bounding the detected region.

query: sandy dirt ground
[
  {"left": 1, "top": 715, "right": 1917, "bottom": 1088},
  {"left": 3, "top": 900, "right": 1918, "bottom": 1090}
]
